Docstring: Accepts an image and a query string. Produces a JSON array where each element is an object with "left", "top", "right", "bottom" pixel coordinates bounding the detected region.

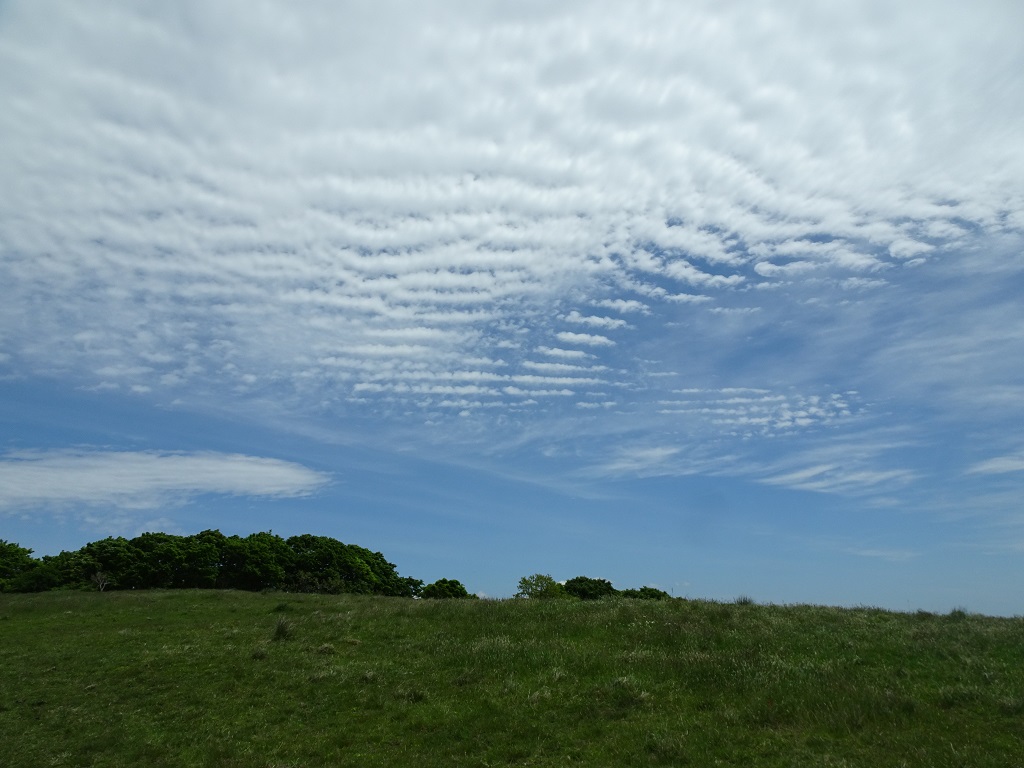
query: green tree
[
  {"left": 421, "top": 578, "right": 475, "bottom": 599},
  {"left": 347, "top": 545, "right": 413, "bottom": 597},
  {"left": 126, "top": 532, "right": 189, "bottom": 589},
  {"left": 178, "top": 529, "right": 227, "bottom": 589},
  {"left": 285, "top": 534, "right": 385, "bottom": 594},
  {"left": 515, "top": 573, "right": 568, "bottom": 600},
  {"left": 80, "top": 537, "right": 140, "bottom": 590},
  {"left": 16, "top": 550, "right": 97, "bottom": 591},
  {"left": 564, "top": 575, "right": 617, "bottom": 600},
  {"left": 0, "top": 540, "right": 38, "bottom": 592},
  {"left": 220, "top": 532, "right": 293, "bottom": 591},
  {"left": 402, "top": 576, "right": 425, "bottom": 598},
  {"left": 2, "top": 529, "right": 424, "bottom": 597}
]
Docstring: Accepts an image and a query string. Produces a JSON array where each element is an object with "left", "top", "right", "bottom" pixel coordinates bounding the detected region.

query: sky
[{"left": 2, "top": 1, "right": 1023, "bottom": 614}]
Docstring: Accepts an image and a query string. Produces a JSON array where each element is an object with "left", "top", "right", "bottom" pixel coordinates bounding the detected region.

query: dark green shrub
[
  {"left": 0, "top": 541, "right": 40, "bottom": 593},
  {"left": 619, "top": 586, "right": 672, "bottom": 600},
  {"left": 564, "top": 575, "right": 617, "bottom": 600},
  {"left": 421, "top": 578, "right": 475, "bottom": 599}
]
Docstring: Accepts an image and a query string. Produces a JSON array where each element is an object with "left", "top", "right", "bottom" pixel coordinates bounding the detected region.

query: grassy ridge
[{"left": 1, "top": 591, "right": 1023, "bottom": 766}]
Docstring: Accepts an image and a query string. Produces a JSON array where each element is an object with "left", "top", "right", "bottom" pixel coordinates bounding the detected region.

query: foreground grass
[{"left": 1, "top": 591, "right": 1023, "bottom": 766}]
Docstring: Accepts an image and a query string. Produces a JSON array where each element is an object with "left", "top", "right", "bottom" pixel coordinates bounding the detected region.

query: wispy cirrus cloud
[
  {"left": 846, "top": 548, "right": 919, "bottom": 563},
  {"left": 967, "top": 455, "right": 1024, "bottom": 476},
  {"left": 761, "top": 465, "right": 917, "bottom": 497},
  {"left": 597, "top": 445, "right": 688, "bottom": 478}
]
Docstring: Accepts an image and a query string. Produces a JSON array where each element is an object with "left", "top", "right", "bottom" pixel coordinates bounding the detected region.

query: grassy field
[{"left": 1, "top": 591, "right": 1023, "bottom": 767}]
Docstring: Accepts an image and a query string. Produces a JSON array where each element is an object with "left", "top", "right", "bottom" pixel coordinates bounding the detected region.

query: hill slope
[{"left": 2, "top": 590, "right": 1023, "bottom": 766}]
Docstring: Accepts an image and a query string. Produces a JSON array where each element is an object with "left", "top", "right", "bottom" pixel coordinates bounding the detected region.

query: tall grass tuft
[{"left": 272, "top": 615, "right": 294, "bottom": 641}]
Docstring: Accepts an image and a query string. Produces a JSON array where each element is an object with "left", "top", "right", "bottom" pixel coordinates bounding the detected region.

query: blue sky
[{"left": 2, "top": 1, "right": 1023, "bottom": 613}]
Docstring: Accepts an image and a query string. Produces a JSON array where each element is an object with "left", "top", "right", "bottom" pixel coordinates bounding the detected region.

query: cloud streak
[
  {"left": 0, "top": 450, "right": 331, "bottom": 511},
  {"left": 967, "top": 455, "right": 1024, "bottom": 476}
]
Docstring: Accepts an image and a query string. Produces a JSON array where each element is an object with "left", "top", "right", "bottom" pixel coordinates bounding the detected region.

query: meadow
[{"left": 1, "top": 590, "right": 1023, "bottom": 767}]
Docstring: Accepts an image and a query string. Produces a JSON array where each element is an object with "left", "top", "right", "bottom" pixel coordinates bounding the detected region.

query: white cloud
[
  {"left": 599, "top": 445, "right": 684, "bottom": 476},
  {"left": 0, "top": 0, "right": 1020, "bottom": 507},
  {"left": 763, "top": 464, "right": 838, "bottom": 487},
  {"left": 562, "top": 311, "right": 629, "bottom": 330},
  {"left": 655, "top": 389, "right": 856, "bottom": 436},
  {"left": 594, "top": 299, "right": 650, "bottom": 314},
  {"left": 845, "top": 548, "right": 919, "bottom": 563},
  {"left": 750, "top": 430, "right": 920, "bottom": 497},
  {"left": 754, "top": 260, "right": 818, "bottom": 278},
  {"left": 763, "top": 466, "right": 916, "bottom": 495},
  {"left": 888, "top": 239, "right": 935, "bottom": 260},
  {"left": 0, "top": 450, "right": 330, "bottom": 511},
  {"left": 522, "top": 361, "right": 607, "bottom": 374},
  {"left": 2, "top": 2, "right": 1019, "bottom": 412},
  {"left": 554, "top": 332, "right": 616, "bottom": 347},
  {"left": 967, "top": 455, "right": 1024, "bottom": 475},
  {"left": 536, "top": 347, "right": 592, "bottom": 360},
  {"left": 664, "top": 293, "right": 713, "bottom": 304}
]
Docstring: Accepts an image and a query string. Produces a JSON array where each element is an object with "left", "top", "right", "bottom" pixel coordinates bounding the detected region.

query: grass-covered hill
[{"left": 2, "top": 590, "right": 1023, "bottom": 767}]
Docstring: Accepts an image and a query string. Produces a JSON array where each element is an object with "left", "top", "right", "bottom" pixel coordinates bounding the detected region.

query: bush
[
  {"left": 619, "top": 586, "right": 672, "bottom": 601},
  {"left": 421, "top": 578, "right": 475, "bottom": 599},
  {"left": 564, "top": 576, "right": 617, "bottom": 601},
  {"left": 515, "top": 573, "right": 569, "bottom": 600}
]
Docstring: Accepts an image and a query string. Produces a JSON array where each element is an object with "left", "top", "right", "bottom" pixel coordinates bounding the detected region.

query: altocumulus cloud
[
  {"left": 0, "top": 0, "right": 1024, "bottom": 612},
  {"left": 0, "top": 0, "right": 1021, "bottom": 507},
  {"left": 0, "top": 451, "right": 331, "bottom": 511},
  {"left": 1, "top": 0, "right": 1020, "bottom": 427}
]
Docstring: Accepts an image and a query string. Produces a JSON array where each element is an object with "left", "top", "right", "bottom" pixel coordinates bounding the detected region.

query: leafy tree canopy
[
  {"left": 564, "top": 575, "right": 617, "bottom": 601},
  {"left": 515, "top": 573, "right": 568, "bottom": 600},
  {"left": 421, "top": 578, "right": 476, "bottom": 599},
  {"left": 0, "top": 540, "right": 38, "bottom": 591},
  {"left": 0, "top": 531, "right": 423, "bottom": 597}
]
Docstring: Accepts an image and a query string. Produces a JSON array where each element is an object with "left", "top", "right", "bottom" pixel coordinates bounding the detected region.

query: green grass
[{"left": 2, "top": 591, "right": 1023, "bottom": 766}]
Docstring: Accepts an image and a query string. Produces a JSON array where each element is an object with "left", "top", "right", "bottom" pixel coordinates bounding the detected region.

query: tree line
[
  {"left": 0, "top": 532, "right": 470, "bottom": 598},
  {"left": 1, "top": 536, "right": 671, "bottom": 601},
  {"left": 516, "top": 573, "right": 672, "bottom": 601}
]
